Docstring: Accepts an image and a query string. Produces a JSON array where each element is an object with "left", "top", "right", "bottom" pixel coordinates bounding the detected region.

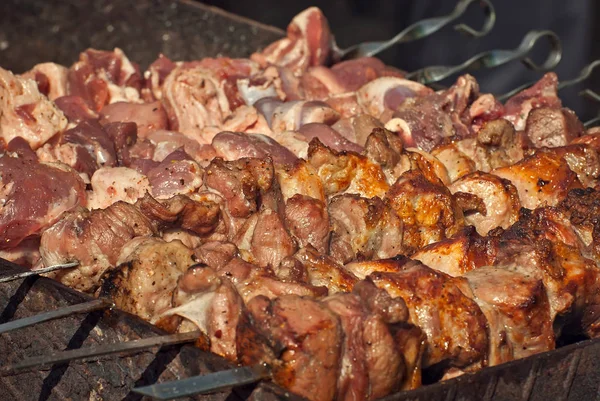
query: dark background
[{"left": 200, "top": 0, "right": 600, "bottom": 122}]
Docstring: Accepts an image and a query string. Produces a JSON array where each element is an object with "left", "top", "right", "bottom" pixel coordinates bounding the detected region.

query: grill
[{"left": 0, "top": 1, "right": 599, "bottom": 400}]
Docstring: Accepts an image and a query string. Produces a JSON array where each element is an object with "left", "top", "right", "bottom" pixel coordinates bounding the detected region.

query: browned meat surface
[
  {"left": 234, "top": 208, "right": 297, "bottom": 268},
  {"left": 452, "top": 118, "right": 526, "bottom": 173},
  {"left": 247, "top": 295, "right": 342, "bottom": 401},
  {"left": 328, "top": 194, "right": 403, "bottom": 263},
  {"left": 40, "top": 193, "right": 219, "bottom": 291},
  {"left": 492, "top": 148, "right": 583, "bottom": 210},
  {"left": 363, "top": 258, "right": 488, "bottom": 369},
  {"left": 449, "top": 172, "right": 521, "bottom": 235},
  {"left": 322, "top": 292, "right": 406, "bottom": 401},
  {"left": 411, "top": 227, "right": 496, "bottom": 277},
  {"left": 165, "top": 264, "right": 247, "bottom": 360},
  {"left": 308, "top": 139, "right": 389, "bottom": 199},
  {"left": 558, "top": 188, "right": 600, "bottom": 262},
  {"left": 385, "top": 169, "right": 464, "bottom": 254},
  {"left": 294, "top": 247, "right": 359, "bottom": 293},
  {"left": 454, "top": 266, "right": 554, "bottom": 366},
  {"left": 98, "top": 237, "right": 195, "bottom": 321},
  {"left": 41, "top": 201, "right": 156, "bottom": 291},
  {"left": 7, "top": 10, "right": 600, "bottom": 400},
  {"left": 276, "top": 159, "right": 326, "bottom": 202},
  {"left": 205, "top": 157, "right": 278, "bottom": 219},
  {"left": 285, "top": 194, "right": 330, "bottom": 254}
]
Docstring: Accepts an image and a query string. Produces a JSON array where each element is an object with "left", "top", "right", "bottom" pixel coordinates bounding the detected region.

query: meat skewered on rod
[{"left": 1, "top": 4, "right": 599, "bottom": 401}]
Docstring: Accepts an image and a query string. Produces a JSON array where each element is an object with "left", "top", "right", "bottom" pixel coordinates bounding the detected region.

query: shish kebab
[
  {"left": 0, "top": 0, "right": 499, "bottom": 340},
  {"left": 0, "top": 0, "right": 502, "bottom": 337},
  {"left": 0, "top": 5, "right": 599, "bottom": 401},
  {"left": 0, "top": 24, "right": 565, "bottom": 368}
]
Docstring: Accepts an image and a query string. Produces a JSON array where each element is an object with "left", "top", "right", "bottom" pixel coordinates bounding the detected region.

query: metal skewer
[
  {"left": 133, "top": 363, "right": 272, "bottom": 400},
  {"left": 406, "top": 30, "right": 562, "bottom": 85},
  {"left": 581, "top": 89, "right": 600, "bottom": 128},
  {"left": 333, "top": 0, "right": 495, "bottom": 61},
  {"left": 0, "top": 299, "right": 112, "bottom": 335},
  {"left": 0, "top": 330, "right": 202, "bottom": 376},
  {"left": 0, "top": 261, "right": 79, "bottom": 283},
  {"left": 497, "top": 59, "right": 600, "bottom": 101}
]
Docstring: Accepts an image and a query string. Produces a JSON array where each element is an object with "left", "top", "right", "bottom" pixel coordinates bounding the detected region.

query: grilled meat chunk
[
  {"left": 40, "top": 193, "right": 219, "bottom": 291},
  {"left": 98, "top": 237, "right": 195, "bottom": 321},
  {"left": 346, "top": 258, "right": 488, "bottom": 369},
  {"left": 308, "top": 138, "right": 389, "bottom": 199},
  {"left": 0, "top": 148, "right": 86, "bottom": 250},
  {"left": 385, "top": 169, "right": 464, "bottom": 254},
  {"left": 328, "top": 194, "right": 403, "bottom": 263},
  {"left": 247, "top": 294, "right": 342, "bottom": 401},
  {"left": 455, "top": 265, "right": 554, "bottom": 366},
  {"left": 285, "top": 194, "right": 330, "bottom": 254},
  {"left": 449, "top": 172, "right": 521, "bottom": 235}
]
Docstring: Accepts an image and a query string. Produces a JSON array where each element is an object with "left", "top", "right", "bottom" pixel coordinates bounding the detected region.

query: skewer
[
  {"left": 406, "top": 30, "right": 562, "bottom": 84},
  {"left": 133, "top": 363, "right": 272, "bottom": 399},
  {"left": 0, "top": 299, "right": 112, "bottom": 335},
  {"left": 582, "top": 89, "right": 600, "bottom": 128},
  {"left": 0, "top": 261, "right": 79, "bottom": 283},
  {"left": 0, "top": 330, "right": 202, "bottom": 376},
  {"left": 497, "top": 59, "right": 600, "bottom": 101},
  {"left": 333, "top": 0, "right": 495, "bottom": 61}
]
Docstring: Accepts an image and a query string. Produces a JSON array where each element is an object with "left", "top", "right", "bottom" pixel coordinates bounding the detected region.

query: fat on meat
[{"left": 0, "top": 67, "right": 67, "bottom": 149}]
